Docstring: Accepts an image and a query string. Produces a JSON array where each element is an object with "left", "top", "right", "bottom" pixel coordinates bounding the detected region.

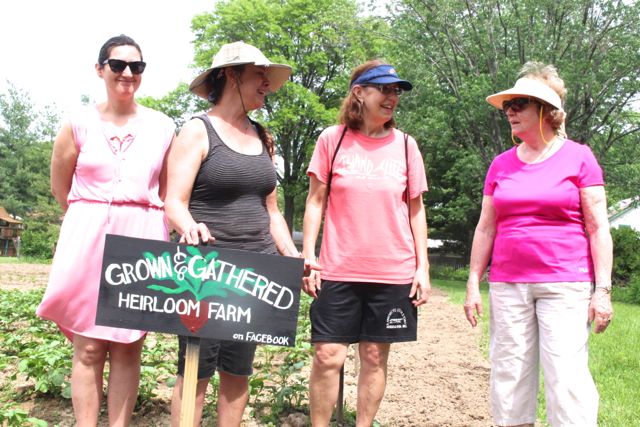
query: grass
[
  {"left": 433, "top": 278, "right": 640, "bottom": 427},
  {"left": 0, "top": 256, "right": 51, "bottom": 264}
]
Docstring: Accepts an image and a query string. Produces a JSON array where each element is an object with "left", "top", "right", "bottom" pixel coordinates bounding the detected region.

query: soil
[{"left": 0, "top": 263, "right": 491, "bottom": 426}]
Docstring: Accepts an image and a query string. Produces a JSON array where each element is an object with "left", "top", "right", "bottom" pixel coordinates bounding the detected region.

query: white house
[{"left": 609, "top": 197, "right": 640, "bottom": 231}]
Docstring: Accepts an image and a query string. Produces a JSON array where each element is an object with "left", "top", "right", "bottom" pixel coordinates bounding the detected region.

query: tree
[
  {"left": 388, "top": 0, "right": 640, "bottom": 254},
  {"left": 0, "top": 83, "right": 59, "bottom": 217},
  {"left": 0, "top": 83, "right": 62, "bottom": 258},
  {"left": 189, "top": 0, "right": 390, "bottom": 230},
  {"left": 137, "top": 83, "right": 208, "bottom": 130}
]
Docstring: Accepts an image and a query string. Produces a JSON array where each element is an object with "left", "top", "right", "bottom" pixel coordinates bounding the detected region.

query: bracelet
[{"left": 595, "top": 285, "right": 612, "bottom": 294}]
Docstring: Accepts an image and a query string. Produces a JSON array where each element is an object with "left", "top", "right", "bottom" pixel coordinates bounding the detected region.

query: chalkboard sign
[{"left": 96, "top": 234, "right": 304, "bottom": 347}]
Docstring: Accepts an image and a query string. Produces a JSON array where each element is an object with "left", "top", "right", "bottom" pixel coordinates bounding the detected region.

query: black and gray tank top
[{"left": 188, "top": 114, "right": 277, "bottom": 254}]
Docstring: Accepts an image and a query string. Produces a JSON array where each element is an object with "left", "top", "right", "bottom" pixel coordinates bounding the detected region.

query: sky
[{"left": 0, "top": 0, "right": 215, "bottom": 115}]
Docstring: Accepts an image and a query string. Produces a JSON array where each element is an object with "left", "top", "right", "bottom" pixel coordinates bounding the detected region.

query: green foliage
[
  {"left": 390, "top": 0, "right": 640, "bottom": 252},
  {"left": 190, "top": 0, "right": 391, "bottom": 229},
  {"left": 0, "top": 404, "right": 47, "bottom": 427},
  {"left": 0, "top": 83, "right": 61, "bottom": 259},
  {"left": 137, "top": 83, "right": 209, "bottom": 130},
  {"left": 0, "top": 284, "right": 316, "bottom": 424},
  {"left": 611, "top": 226, "right": 640, "bottom": 283},
  {"left": 430, "top": 265, "right": 470, "bottom": 282},
  {"left": 0, "top": 288, "right": 179, "bottom": 413},
  {"left": 0, "top": 84, "right": 59, "bottom": 218},
  {"left": 249, "top": 293, "right": 313, "bottom": 423},
  {"left": 0, "top": 289, "right": 71, "bottom": 399}
]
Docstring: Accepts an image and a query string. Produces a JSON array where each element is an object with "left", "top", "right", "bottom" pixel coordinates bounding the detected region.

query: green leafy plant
[{"left": 0, "top": 404, "right": 47, "bottom": 427}]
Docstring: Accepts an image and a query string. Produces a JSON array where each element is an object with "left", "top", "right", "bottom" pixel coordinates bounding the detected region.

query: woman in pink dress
[{"left": 37, "top": 35, "right": 175, "bottom": 426}]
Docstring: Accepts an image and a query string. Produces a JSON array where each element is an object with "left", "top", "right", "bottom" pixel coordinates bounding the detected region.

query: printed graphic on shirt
[
  {"left": 386, "top": 308, "right": 408, "bottom": 329},
  {"left": 336, "top": 152, "right": 405, "bottom": 181}
]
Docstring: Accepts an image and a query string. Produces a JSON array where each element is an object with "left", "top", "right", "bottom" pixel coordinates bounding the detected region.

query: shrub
[
  {"left": 611, "top": 227, "right": 640, "bottom": 286},
  {"left": 20, "top": 220, "right": 59, "bottom": 259},
  {"left": 430, "top": 264, "right": 470, "bottom": 282}
]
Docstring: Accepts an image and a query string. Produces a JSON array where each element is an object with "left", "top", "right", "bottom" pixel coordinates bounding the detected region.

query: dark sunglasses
[
  {"left": 362, "top": 84, "right": 404, "bottom": 96},
  {"left": 502, "top": 97, "right": 535, "bottom": 113},
  {"left": 102, "top": 59, "right": 146, "bottom": 74}
]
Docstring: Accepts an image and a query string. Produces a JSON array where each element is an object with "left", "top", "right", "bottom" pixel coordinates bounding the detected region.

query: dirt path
[
  {"left": 341, "top": 289, "right": 491, "bottom": 426},
  {"left": 1, "top": 264, "right": 491, "bottom": 426}
]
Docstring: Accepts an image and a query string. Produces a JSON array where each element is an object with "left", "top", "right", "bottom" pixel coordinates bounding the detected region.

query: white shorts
[{"left": 489, "top": 281, "right": 598, "bottom": 427}]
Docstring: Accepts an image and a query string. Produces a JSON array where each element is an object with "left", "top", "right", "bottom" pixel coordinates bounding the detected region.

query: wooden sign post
[{"left": 95, "top": 234, "right": 305, "bottom": 427}]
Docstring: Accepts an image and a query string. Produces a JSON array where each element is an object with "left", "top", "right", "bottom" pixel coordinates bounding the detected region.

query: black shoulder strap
[
  {"left": 404, "top": 132, "right": 409, "bottom": 206},
  {"left": 326, "top": 125, "right": 349, "bottom": 197}
]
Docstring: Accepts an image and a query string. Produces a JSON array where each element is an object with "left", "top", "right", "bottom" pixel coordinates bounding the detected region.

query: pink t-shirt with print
[
  {"left": 484, "top": 139, "right": 604, "bottom": 283},
  {"left": 307, "top": 125, "right": 428, "bottom": 284}
]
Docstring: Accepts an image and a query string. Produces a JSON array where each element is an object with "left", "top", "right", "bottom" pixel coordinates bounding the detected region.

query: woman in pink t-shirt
[
  {"left": 302, "top": 60, "right": 430, "bottom": 426},
  {"left": 464, "top": 62, "right": 613, "bottom": 427}
]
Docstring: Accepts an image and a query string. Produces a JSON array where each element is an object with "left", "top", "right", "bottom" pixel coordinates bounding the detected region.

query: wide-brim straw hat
[
  {"left": 189, "top": 41, "right": 292, "bottom": 99},
  {"left": 486, "top": 77, "right": 563, "bottom": 110}
]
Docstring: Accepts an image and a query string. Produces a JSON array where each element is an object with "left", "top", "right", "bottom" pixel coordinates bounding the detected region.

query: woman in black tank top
[{"left": 165, "top": 41, "right": 300, "bottom": 427}]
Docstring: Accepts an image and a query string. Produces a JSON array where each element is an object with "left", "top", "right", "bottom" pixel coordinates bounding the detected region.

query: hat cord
[
  {"left": 234, "top": 75, "right": 248, "bottom": 115},
  {"left": 539, "top": 105, "right": 552, "bottom": 145}
]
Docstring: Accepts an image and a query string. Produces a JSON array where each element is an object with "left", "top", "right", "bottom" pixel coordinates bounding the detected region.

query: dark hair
[
  {"left": 338, "top": 59, "right": 396, "bottom": 130},
  {"left": 97, "top": 34, "right": 143, "bottom": 66},
  {"left": 207, "top": 65, "right": 275, "bottom": 158},
  {"left": 206, "top": 65, "right": 245, "bottom": 104}
]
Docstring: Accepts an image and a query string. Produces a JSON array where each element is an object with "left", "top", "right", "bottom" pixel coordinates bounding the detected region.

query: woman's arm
[
  {"left": 266, "top": 189, "right": 299, "bottom": 257},
  {"left": 50, "top": 121, "right": 78, "bottom": 212},
  {"left": 301, "top": 175, "right": 327, "bottom": 297},
  {"left": 164, "top": 119, "right": 211, "bottom": 245},
  {"left": 409, "top": 195, "right": 430, "bottom": 306},
  {"left": 581, "top": 185, "right": 613, "bottom": 334},
  {"left": 464, "top": 195, "right": 497, "bottom": 327},
  {"left": 158, "top": 134, "right": 176, "bottom": 202}
]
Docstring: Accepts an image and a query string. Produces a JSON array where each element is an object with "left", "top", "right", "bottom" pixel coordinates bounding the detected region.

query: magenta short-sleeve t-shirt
[
  {"left": 307, "top": 125, "right": 428, "bottom": 284},
  {"left": 483, "top": 139, "right": 604, "bottom": 283}
]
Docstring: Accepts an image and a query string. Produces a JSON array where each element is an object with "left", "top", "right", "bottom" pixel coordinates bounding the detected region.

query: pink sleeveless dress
[{"left": 36, "top": 105, "right": 175, "bottom": 343}]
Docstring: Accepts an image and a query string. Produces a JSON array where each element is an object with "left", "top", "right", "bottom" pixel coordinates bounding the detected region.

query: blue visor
[{"left": 350, "top": 64, "right": 413, "bottom": 91}]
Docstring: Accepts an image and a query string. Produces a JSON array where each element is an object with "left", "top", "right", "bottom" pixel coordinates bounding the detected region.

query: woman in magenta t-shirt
[
  {"left": 302, "top": 60, "right": 430, "bottom": 426},
  {"left": 464, "top": 62, "right": 613, "bottom": 427}
]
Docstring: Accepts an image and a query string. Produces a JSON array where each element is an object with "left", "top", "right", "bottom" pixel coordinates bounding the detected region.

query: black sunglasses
[
  {"left": 362, "top": 84, "right": 404, "bottom": 96},
  {"left": 103, "top": 59, "right": 146, "bottom": 75},
  {"left": 502, "top": 97, "right": 534, "bottom": 113}
]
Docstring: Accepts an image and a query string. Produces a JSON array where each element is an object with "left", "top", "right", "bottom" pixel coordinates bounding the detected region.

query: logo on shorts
[{"left": 385, "top": 308, "right": 408, "bottom": 329}]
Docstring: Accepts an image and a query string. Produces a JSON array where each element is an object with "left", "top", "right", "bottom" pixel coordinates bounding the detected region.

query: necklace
[{"left": 520, "top": 137, "right": 560, "bottom": 164}]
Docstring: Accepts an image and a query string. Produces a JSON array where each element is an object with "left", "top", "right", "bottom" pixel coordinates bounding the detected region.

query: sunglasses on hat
[
  {"left": 502, "top": 97, "right": 535, "bottom": 113},
  {"left": 103, "top": 59, "right": 146, "bottom": 75}
]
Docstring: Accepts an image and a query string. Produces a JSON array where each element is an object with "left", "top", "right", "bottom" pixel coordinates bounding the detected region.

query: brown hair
[
  {"left": 252, "top": 120, "right": 275, "bottom": 159},
  {"left": 208, "top": 65, "right": 275, "bottom": 158},
  {"left": 518, "top": 61, "right": 567, "bottom": 134},
  {"left": 338, "top": 59, "right": 396, "bottom": 130}
]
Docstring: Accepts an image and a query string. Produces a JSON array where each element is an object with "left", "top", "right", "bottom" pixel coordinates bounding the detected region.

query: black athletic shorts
[
  {"left": 310, "top": 280, "right": 418, "bottom": 343},
  {"left": 177, "top": 336, "right": 257, "bottom": 380}
]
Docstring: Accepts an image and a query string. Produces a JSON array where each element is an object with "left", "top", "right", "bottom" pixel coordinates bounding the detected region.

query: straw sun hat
[
  {"left": 189, "top": 41, "right": 292, "bottom": 99},
  {"left": 486, "top": 77, "right": 563, "bottom": 111}
]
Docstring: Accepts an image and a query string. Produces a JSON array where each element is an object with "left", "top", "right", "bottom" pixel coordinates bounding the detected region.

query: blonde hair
[
  {"left": 338, "top": 59, "right": 396, "bottom": 130},
  {"left": 518, "top": 61, "right": 567, "bottom": 135}
]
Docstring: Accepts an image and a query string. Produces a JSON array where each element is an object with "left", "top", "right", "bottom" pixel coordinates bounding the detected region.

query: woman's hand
[
  {"left": 302, "top": 259, "right": 322, "bottom": 298},
  {"left": 589, "top": 288, "right": 613, "bottom": 334},
  {"left": 410, "top": 268, "right": 431, "bottom": 307},
  {"left": 179, "top": 223, "right": 214, "bottom": 246},
  {"left": 464, "top": 281, "right": 483, "bottom": 327}
]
